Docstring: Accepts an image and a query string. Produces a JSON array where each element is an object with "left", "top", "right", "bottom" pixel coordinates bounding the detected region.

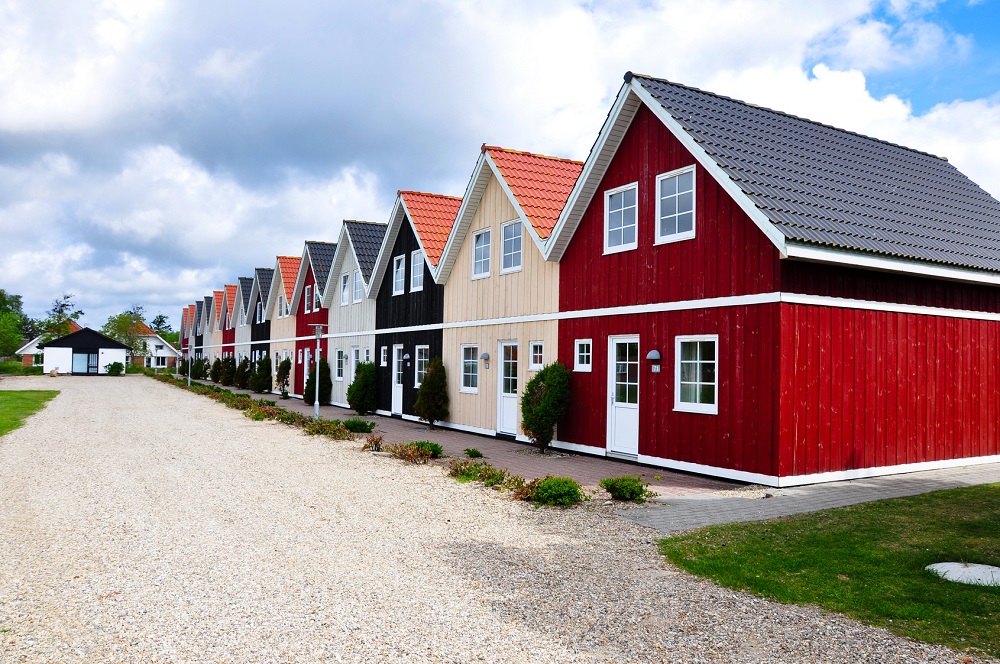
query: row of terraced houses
[{"left": 178, "top": 72, "right": 1000, "bottom": 487}]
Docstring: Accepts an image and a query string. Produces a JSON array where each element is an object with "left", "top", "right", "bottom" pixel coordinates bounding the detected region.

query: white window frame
[
  {"left": 304, "top": 285, "right": 312, "bottom": 314},
  {"left": 410, "top": 250, "right": 424, "bottom": 291},
  {"left": 277, "top": 295, "right": 285, "bottom": 319},
  {"left": 380, "top": 346, "right": 388, "bottom": 367},
  {"left": 603, "top": 181, "right": 639, "bottom": 255},
  {"left": 414, "top": 345, "right": 430, "bottom": 387},
  {"left": 460, "top": 344, "right": 479, "bottom": 393},
  {"left": 392, "top": 256, "right": 406, "bottom": 295},
  {"left": 365, "top": 348, "right": 371, "bottom": 363},
  {"left": 500, "top": 221, "right": 522, "bottom": 274},
  {"left": 655, "top": 165, "right": 696, "bottom": 245},
  {"left": 353, "top": 269, "right": 363, "bottom": 302},
  {"left": 297, "top": 348, "right": 303, "bottom": 364},
  {"left": 471, "top": 229, "right": 491, "bottom": 280},
  {"left": 529, "top": 341, "right": 544, "bottom": 370},
  {"left": 336, "top": 350, "right": 345, "bottom": 381},
  {"left": 341, "top": 274, "right": 350, "bottom": 306},
  {"left": 314, "top": 285, "right": 322, "bottom": 311},
  {"left": 574, "top": 339, "right": 593, "bottom": 372},
  {"left": 674, "top": 334, "right": 719, "bottom": 415}
]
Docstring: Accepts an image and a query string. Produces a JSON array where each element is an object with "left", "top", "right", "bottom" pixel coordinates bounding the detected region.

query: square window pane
[
  {"left": 677, "top": 212, "right": 693, "bottom": 233},
  {"left": 681, "top": 362, "right": 697, "bottom": 382},
  {"left": 701, "top": 361, "right": 715, "bottom": 383},
  {"left": 699, "top": 384, "right": 715, "bottom": 404},
  {"left": 678, "top": 191, "right": 693, "bottom": 213},
  {"left": 663, "top": 196, "right": 677, "bottom": 216},
  {"left": 623, "top": 187, "right": 636, "bottom": 207},
  {"left": 681, "top": 342, "right": 697, "bottom": 361},
  {"left": 661, "top": 176, "right": 677, "bottom": 196},
  {"left": 678, "top": 170, "right": 693, "bottom": 192},
  {"left": 680, "top": 383, "right": 697, "bottom": 403},
  {"left": 700, "top": 340, "right": 715, "bottom": 358},
  {"left": 622, "top": 225, "right": 635, "bottom": 245}
]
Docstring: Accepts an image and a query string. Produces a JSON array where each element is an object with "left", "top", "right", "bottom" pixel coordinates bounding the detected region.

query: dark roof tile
[{"left": 344, "top": 221, "right": 388, "bottom": 281}]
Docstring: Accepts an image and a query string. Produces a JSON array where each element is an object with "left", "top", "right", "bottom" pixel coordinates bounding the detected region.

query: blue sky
[{"left": 2, "top": 0, "right": 1000, "bottom": 329}]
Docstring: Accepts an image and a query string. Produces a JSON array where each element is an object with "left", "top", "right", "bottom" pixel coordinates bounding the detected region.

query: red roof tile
[
  {"left": 213, "top": 290, "right": 224, "bottom": 323},
  {"left": 68, "top": 320, "right": 83, "bottom": 333},
  {"left": 224, "top": 284, "right": 238, "bottom": 317},
  {"left": 399, "top": 191, "right": 462, "bottom": 267},
  {"left": 276, "top": 256, "right": 301, "bottom": 302},
  {"left": 484, "top": 145, "right": 583, "bottom": 239},
  {"left": 133, "top": 321, "right": 155, "bottom": 335}
]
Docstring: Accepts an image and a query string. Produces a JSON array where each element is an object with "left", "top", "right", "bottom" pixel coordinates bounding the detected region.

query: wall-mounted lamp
[
  {"left": 403, "top": 352, "right": 411, "bottom": 367},
  {"left": 480, "top": 352, "right": 490, "bottom": 370},
  {"left": 646, "top": 349, "right": 662, "bottom": 373}
]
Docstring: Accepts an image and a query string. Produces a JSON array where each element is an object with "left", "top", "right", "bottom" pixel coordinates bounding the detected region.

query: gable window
[
  {"left": 529, "top": 341, "right": 544, "bottom": 370},
  {"left": 656, "top": 166, "right": 696, "bottom": 244},
  {"left": 297, "top": 349, "right": 303, "bottom": 364},
  {"left": 314, "top": 286, "right": 322, "bottom": 311},
  {"left": 256, "top": 301, "right": 263, "bottom": 323},
  {"left": 410, "top": 250, "right": 424, "bottom": 291},
  {"left": 604, "top": 182, "right": 638, "bottom": 253},
  {"left": 472, "top": 229, "right": 491, "bottom": 279},
  {"left": 365, "top": 348, "right": 371, "bottom": 363},
  {"left": 675, "top": 335, "right": 718, "bottom": 415},
  {"left": 285, "top": 297, "right": 291, "bottom": 317},
  {"left": 414, "top": 345, "right": 430, "bottom": 387},
  {"left": 501, "top": 221, "right": 522, "bottom": 273},
  {"left": 278, "top": 295, "right": 286, "bottom": 319},
  {"left": 574, "top": 339, "right": 592, "bottom": 372},
  {"left": 392, "top": 256, "right": 406, "bottom": 295},
  {"left": 353, "top": 269, "right": 363, "bottom": 302},
  {"left": 461, "top": 345, "right": 479, "bottom": 393},
  {"left": 304, "top": 286, "right": 312, "bottom": 314},
  {"left": 341, "top": 274, "right": 350, "bottom": 306},
  {"left": 380, "top": 346, "right": 387, "bottom": 367},
  {"left": 336, "top": 350, "right": 345, "bottom": 381}
]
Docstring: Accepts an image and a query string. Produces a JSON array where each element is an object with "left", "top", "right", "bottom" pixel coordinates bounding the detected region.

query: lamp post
[
  {"left": 187, "top": 346, "right": 192, "bottom": 386},
  {"left": 309, "top": 323, "right": 327, "bottom": 420}
]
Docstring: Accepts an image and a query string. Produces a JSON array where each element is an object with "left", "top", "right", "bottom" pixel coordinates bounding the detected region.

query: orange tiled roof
[
  {"left": 68, "top": 320, "right": 83, "bottom": 333},
  {"left": 276, "top": 256, "right": 301, "bottom": 301},
  {"left": 399, "top": 191, "right": 462, "bottom": 267},
  {"left": 187, "top": 305, "right": 196, "bottom": 330},
  {"left": 132, "top": 321, "right": 155, "bottom": 335},
  {"left": 484, "top": 145, "right": 583, "bottom": 239},
  {"left": 213, "top": 290, "right": 224, "bottom": 322},
  {"left": 224, "top": 284, "right": 238, "bottom": 317}
]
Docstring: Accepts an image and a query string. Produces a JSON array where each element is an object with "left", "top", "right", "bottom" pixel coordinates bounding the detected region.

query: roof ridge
[
  {"left": 398, "top": 190, "right": 462, "bottom": 200},
  {"left": 626, "top": 71, "right": 949, "bottom": 162},
  {"left": 483, "top": 144, "right": 584, "bottom": 165}
]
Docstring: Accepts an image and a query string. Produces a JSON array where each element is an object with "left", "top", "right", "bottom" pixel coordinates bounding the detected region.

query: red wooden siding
[
  {"left": 559, "top": 103, "right": 780, "bottom": 313},
  {"left": 778, "top": 302, "right": 1000, "bottom": 476},
  {"left": 222, "top": 326, "right": 235, "bottom": 356},
  {"left": 294, "top": 266, "right": 329, "bottom": 395},
  {"left": 558, "top": 304, "right": 781, "bottom": 477}
]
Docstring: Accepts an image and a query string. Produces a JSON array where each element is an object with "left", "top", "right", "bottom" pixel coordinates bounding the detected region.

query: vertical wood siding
[
  {"left": 374, "top": 330, "right": 444, "bottom": 415},
  {"left": 328, "top": 243, "right": 378, "bottom": 406},
  {"left": 268, "top": 274, "right": 297, "bottom": 394},
  {"left": 294, "top": 266, "right": 329, "bottom": 396}
]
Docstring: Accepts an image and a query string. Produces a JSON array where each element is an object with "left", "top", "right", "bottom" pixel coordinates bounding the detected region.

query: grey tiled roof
[
  {"left": 344, "top": 221, "right": 388, "bottom": 281},
  {"left": 305, "top": 241, "right": 337, "bottom": 291},
  {"left": 632, "top": 73, "right": 1000, "bottom": 273},
  {"left": 203, "top": 296, "right": 213, "bottom": 324},
  {"left": 194, "top": 301, "right": 203, "bottom": 329},
  {"left": 238, "top": 277, "right": 254, "bottom": 311},
  {"left": 255, "top": 268, "right": 274, "bottom": 306}
]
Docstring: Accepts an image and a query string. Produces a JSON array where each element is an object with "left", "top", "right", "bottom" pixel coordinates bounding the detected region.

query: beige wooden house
[{"left": 265, "top": 255, "right": 301, "bottom": 394}]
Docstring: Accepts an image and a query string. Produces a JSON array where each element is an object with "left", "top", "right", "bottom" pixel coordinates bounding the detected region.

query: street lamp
[{"left": 308, "top": 323, "right": 327, "bottom": 420}]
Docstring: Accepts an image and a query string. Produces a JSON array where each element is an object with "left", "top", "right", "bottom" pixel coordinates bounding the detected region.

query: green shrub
[
  {"left": 303, "top": 358, "right": 332, "bottom": 406},
  {"left": 209, "top": 358, "right": 223, "bottom": 383},
  {"left": 249, "top": 356, "right": 272, "bottom": 393},
  {"left": 125, "top": 363, "right": 144, "bottom": 374},
  {"left": 361, "top": 433, "right": 384, "bottom": 452},
  {"left": 104, "top": 361, "right": 125, "bottom": 376},
  {"left": 234, "top": 357, "right": 250, "bottom": 389},
  {"left": 191, "top": 358, "right": 209, "bottom": 380},
  {"left": 599, "top": 475, "right": 656, "bottom": 503},
  {"left": 447, "top": 459, "right": 488, "bottom": 482},
  {"left": 303, "top": 418, "right": 351, "bottom": 439},
  {"left": 520, "top": 362, "right": 571, "bottom": 453},
  {"left": 274, "top": 409, "right": 308, "bottom": 427},
  {"left": 532, "top": 476, "right": 584, "bottom": 506},
  {"left": 220, "top": 356, "right": 237, "bottom": 386},
  {"left": 464, "top": 447, "right": 484, "bottom": 459},
  {"left": 413, "top": 356, "right": 449, "bottom": 429},
  {"left": 0, "top": 362, "right": 43, "bottom": 375},
  {"left": 343, "top": 418, "right": 376, "bottom": 434},
  {"left": 275, "top": 358, "right": 291, "bottom": 396},
  {"left": 386, "top": 442, "right": 433, "bottom": 464},
  {"left": 411, "top": 440, "right": 443, "bottom": 458},
  {"left": 346, "top": 361, "right": 377, "bottom": 414}
]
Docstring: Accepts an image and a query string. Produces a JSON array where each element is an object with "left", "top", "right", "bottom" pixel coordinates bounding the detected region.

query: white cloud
[{"left": 194, "top": 48, "right": 263, "bottom": 98}]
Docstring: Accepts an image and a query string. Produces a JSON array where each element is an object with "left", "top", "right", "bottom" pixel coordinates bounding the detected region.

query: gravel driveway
[{"left": 0, "top": 376, "right": 983, "bottom": 663}]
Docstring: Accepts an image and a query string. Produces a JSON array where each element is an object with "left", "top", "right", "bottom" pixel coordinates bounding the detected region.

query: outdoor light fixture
[
  {"left": 480, "top": 352, "right": 490, "bottom": 369},
  {"left": 403, "top": 352, "right": 411, "bottom": 367},
  {"left": 646, "top": 349, "right": 662, "bottom": 373}
]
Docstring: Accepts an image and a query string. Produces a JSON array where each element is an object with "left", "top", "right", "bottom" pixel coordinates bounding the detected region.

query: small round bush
[
  {"left": 532, "top": 476, "right": 583, "bottom": 506},
  {"left": 464, "top": 447, "right": 484, "bottom": 459},
  {"left": 412, "top": 441, "right": 443, "bottom": 458},
  {"left": 599, "top": 475, "right": 651, "bottom": 502}
]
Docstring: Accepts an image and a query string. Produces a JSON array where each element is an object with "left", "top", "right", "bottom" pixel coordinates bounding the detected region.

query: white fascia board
[
  {"left": 263, "top": 263, "right": 285, "bottom": 322},
  {"left": 786, "top": 243, "right": 1000, "bottom": 287},
  {"left": 322, "top": 225, "right": 351, "bottom": 308},
  {"left": 544, "top": 83, "right": 637, "bottom": 263},
  {"left": 366, "top": 197, "right": 406, "bottom": 298},
  {"left": 434, "top": 151, "right": 491, "bottom": 285},
  {"left": 628, "top": 80, "right": 788, "bottom": 258},
  {"left": 288, "top": 246, "right": 312, "bottom": 313},
  {"left": 483, "top": 152, "right": 548, "bottom": 255}
]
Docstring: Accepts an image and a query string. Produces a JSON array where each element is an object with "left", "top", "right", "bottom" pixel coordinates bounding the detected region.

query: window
[
  {"left": 410, "top": 250, "right": 424, "bottom": 291},
  {"left": 380, "top": 346, "right": 387, "bottom": 367},
  {"left": 414, "top": 345, "right": 430, "bottom": 387},
  {"left": 501, "top": 222, "right": 522, "bottom": 273},
  {"left": 365, "top": 348, "right": 371, "bottom": 363},
  {"left": 352, "top": 347, "right": 360, "bottom": 382},
  {"left": 529, "top": 341, "right": 544, "bottom": 370},
  {"left": 574, "top": 339, "right": 592, "bottom": 372},
  {"left": 297, "top": 348, "right": 303, "bottom": 364},
  {"left": 461, "top": 345, "right": 479, "bottom": 393},
  {"left": 392, "top": 256, "right": 405, "bottom": 295},
  {"left": 336, "top": 350, "right": 345, "bottom": 381},
  {"left": 353, "top": 269, "right": 363, "bottom": 302},
  {"left": 314, "top": 286, "right": 322, "bottom": 311},
  {"left": 656, "top": 166, "right": 696, "bottom": 244},
  {"left": 472, "top": 229, "right": 491, "bottom": 278},
  {"left": 675, "top": 335, "right": 718, "bottom": 415},
  {"left": 341, "top": 274, "right": 350, "bottom": 306},
  {"left": 285, "top": 297, "right": 291, "bottom": 317},
  {"left": 256, "top": 301, "right": 263, "bottom": 323},
  {"left": 604, "top": 182, "right": 638, "bottom": 253},
  {"left": 304, "top": 286, "right": 312, "bottom": 313}
]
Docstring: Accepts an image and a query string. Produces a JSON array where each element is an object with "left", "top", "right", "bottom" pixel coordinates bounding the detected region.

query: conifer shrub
[
  {"left": 249, "top": 356, "right": 272, "bottom": 393},
  {"left": 274, "top": 358, "right": 291, "bottom": 396},
  {"left": 532, "top": 476, "right": 584, "bottom": 506},
  {"left": 599, "top": 475, "right": 656, "bottom": 503},
  {"left": 234, "top": 357, "right": 251, "bottom": 389},
  {"left": 191, "top": 358, "right": 209, "bottom": 380},
  {"left": 209, "top": 358, "right": 223, "bottom": 383},
  {"left": 220, "top": 356, "right": 237, "bottom": 386},
  {"left": 413, "top": 356, "right": 449, "bottom": 429},
  {"left": 346, "top": 361, "right": 377, "bottom": 414},
  {"left": 343, "top": 418, "right": 376, "bottom": 433},
  {"left": 520, "top": 362, "right": 571, "bottom": 453},
  {"left": 303, "top": 358, "right": 332, "bottom": 406}
]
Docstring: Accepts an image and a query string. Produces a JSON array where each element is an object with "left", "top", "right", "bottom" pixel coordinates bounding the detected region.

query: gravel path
[{"left": 0, "top": 376, "right": 986, "bottom": 663}]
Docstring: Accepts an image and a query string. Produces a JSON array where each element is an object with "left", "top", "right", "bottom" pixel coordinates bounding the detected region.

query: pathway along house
[
  {"left": 546, "top": 72, "right": 1000, "bottom": 486},
  {"left": 42, "top": 327, "right": 131, "bottom": 375}
]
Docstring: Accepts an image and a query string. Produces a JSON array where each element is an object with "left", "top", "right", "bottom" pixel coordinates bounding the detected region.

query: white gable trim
[
  {"left": 368, "top": 196, "right": 437, "bottom": 297},
  {"left": 15, "top": 335, "right": 43, "bottom": 356},
  {"left": 289, "top": 245, "right": 313, "bottom": 313},
  {"left": 263, "top": 261, "right": 288, "bottom": 322}
]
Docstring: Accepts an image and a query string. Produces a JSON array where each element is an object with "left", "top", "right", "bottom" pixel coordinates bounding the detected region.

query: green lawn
[
  {"left": 659, "top": 484, "right": 1000, "bottom": 658},
  {"left": 0, "top": 390, "right": 59, "bottom": 437}
]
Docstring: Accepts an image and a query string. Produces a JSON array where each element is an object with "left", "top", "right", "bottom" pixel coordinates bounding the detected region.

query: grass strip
[
  {"left": 0, "top": 390, "right": 59, "bottom": 437},
  {"left": 659, "top": 483, "right": 1000, "bottom": 658}
]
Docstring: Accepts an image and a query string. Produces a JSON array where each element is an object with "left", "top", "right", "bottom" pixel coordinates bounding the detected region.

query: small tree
[
  {"left": 234, "top": 357, "right": 250, "bottom": 389},
  {"left": 220, "top": 356, "right": 237, "bottom": 386},
  {"left": 413, "top": 356, "right": 449, "bottom": 429},
  {"left": 275, "top": 357, "right": 292, "bottom": 396},
  {"left": 347, "top": 361, "right": 377, "bottom": 414},
  {"left": 303, "top": 358, "right": 333, "bottom": 406},
  {"left": 249, "top": 356, "right": 272, "bottom": 393},
  {"left": 209, "top": 358, "right": 223, "bottom": 383},
  {"left": 520, "top": 362, "right": 571, "bottom": 453},
  {"left": 191, "top": 358, "right": 209, "bottom": 380}
]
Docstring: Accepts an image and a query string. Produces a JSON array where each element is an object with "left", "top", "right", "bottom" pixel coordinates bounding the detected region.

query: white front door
[
  {"left": 391, "top": 344, "right": 404, "bottom": 414},
  {"left": 497, "top": 341, "right": 518, "bottom": 435},
  {"left": 304, "top": 348, "right": 311, "bottom": 386},
  {"left": 607, "top": 335, "right": 640, "bottom": 457},
  {"left": 351, "top": 347, "right": 360, "bottom": 383}
]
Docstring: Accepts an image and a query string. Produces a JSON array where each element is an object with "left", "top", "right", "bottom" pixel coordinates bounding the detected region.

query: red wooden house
[
  {"left": 291, "top": 241, "right": 338, "bottom": 397},
  {"left": 222, "top": 284, "right": 237, "bottom": 359},
  {"left": 546, "top": 72, "right": 1000, "bottom": 486}
]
